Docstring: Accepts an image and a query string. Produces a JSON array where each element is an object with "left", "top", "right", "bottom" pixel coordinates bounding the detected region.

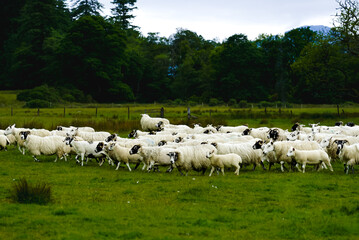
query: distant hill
[{"left": 300, "top": 25, "right": 331, "bottom": 34}]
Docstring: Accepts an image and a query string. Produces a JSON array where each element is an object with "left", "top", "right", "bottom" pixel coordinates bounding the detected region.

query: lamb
[
  {"left": 128, "top": 129, "right": 155, "bottom": 138},
  {"left": 64, "top": 136, "right": 108, "bottom": 166},
  {"left": 211, "top": 142, "right": 265, "bottom": 170},
  {"left": 286, "top": 147, "right": 333, "bottom": 173},
  {"left": 334, "top": 140, "right": 359, "bottom": 174},
  {"left": 286, "top": 131, "right": 309, "bottom": 141},
  {"left": 206, "top": 150, "right": 242, "bottom": 176},
  {"left": 262, "top": 140, "right": 321, "bottom": 172},
  {"left": 291, "top": 122, "right": 312, "bottom": 134},
  {"left": 140, "top": 114, "right": 170, "bottom": 131},
  {"left": 20, "top": 131, "right": 71, "bottom": 162},
  {"left": 97, "top": 142, "right": 144, "bottom": 171},
  {"left": 0, "top": 135, "right": 10, "bottom": 151}
]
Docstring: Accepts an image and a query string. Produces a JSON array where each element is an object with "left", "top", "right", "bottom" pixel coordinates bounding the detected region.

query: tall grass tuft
[{"left": 10, "top": 178, "right": 52, "bottom": 205}]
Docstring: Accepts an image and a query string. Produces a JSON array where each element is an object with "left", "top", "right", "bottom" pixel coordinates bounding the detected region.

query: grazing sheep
[
  {"left": 206, "top": 150, "right": 242, "bottom": 176},
  {"left": 286, "top": 147, "right": 333, "bottom": 173},
  {"left": 20, "top": 131, "right": 70, "bottom": 162},
  {"left": 140, "top": 114, "right": 170, "bottom": 131},
  {"left": 335, "top": 140, "right": 359, "bottom": 174}
]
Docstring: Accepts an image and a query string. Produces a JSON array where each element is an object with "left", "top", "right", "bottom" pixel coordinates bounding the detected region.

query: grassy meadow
[
  {"left": 0, "top": 146, "right": 359, "bottom": 240},
  {"left": 1, "top": 91, "right": 359, "bottom": 239}
]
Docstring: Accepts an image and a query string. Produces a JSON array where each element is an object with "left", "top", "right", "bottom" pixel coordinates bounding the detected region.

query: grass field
[
  {"left": 1, "top": 91, "right": 359, "bottom": 239},
  {"left": 0, "top": 145, "right": 359, "bottom": 240}
]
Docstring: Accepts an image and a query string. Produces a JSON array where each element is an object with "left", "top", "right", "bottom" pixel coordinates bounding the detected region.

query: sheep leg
[
  {"left": 302, "top": 163, "right": 306, "bottom": 173},
  {"left": 81, "top": 153, "right": 85, "bottom": 166},
  {"left": 134, "top": 163, "right": 140, "bottom": 170},
  {"left": 33, "top": 155, "right": 40, "bottom": 162},
  {"left": 115, "top": 161, "right": 121, "bottom": 170},
  {"left": 54, "top": 156, "right": 58, "bottom": 162},
  {"left": 209, "top": 166, "right": 215, "bottom": 177},
  {"left": 166, "top": 166, "right": 173, "bottom": 172},
  {"left": 234, "top": 165, "right": 240, "bottom": 175},
  {"left": 259, "top": 161, "right": 266, "bottom": 170},
  {"left": 343, "top": 164, "right": 347, "bottom": 173},
  {"left": 252, "top": 164, "right": 256, "bottom": 171},
  {"left": 142, "top": 164, "right": 146, "bottom": 171},
  {"left": 98, "top": 158, "right": 104, "bottom": 166},
  {"left": 22, "top": 147, "right": 26, "bottom": 155},
  {"left": 295, "top": 163, "right": 302, "bottom": 173},
  {"left": 126, "top": 162, "right": 132, "bottom": 171},
  {"left": 268, "top": 162, "right": 274, "bottom": 170},
  {"left": 280, "top": 161, "right": 286, "bottom": 172},
  {"left": 221, "top": 168, "right": 225, "bottom": 176}
]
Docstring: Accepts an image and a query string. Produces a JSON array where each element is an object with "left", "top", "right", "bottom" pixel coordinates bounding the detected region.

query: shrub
[
  {"left": 24, "top": 99, "right": 51, "bottom": 108},
  {"left": 228, "top": 98, "right": 237, "bottom": 106},
  {"left": 238, "top": 100, "right": 248, "bottom": 108},
  {"left": 10, "top": 178, "right": 52, "bottom": 205},
  {"left": 209, "top": 98, "right": 219, "bottom": 106}
]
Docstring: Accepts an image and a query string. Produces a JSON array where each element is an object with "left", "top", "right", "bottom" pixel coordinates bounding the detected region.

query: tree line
[{"left": 0, "top": 0, "right": 358, "bottom": 106}]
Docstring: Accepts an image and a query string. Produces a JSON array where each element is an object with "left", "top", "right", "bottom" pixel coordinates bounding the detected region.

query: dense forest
[{"left": 0, "top": 0, "right": 358, "bottom": 106}]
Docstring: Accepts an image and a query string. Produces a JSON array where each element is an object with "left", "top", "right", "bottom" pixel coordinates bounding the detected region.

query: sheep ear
[
  {"left": 334, "top": 140, "right": 338, "bottom": 144},
  {"left": 293, "top": 148, "right": 295, "bottom": 151}
]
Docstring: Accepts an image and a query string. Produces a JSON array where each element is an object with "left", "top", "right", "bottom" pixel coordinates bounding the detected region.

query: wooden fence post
[
  {"left": 337, "top": 105, "right": 340, "bottom": 117},
  {"left": 63, "top": 107, "right": 66, "bottom": 117},
  {"left": 96, "top": 107, "right": 98, "bottom": 117},
  {"left": 160, "top": 107, "right": 164, "bottom": 118},
  {"left": 37, "top": 108, "right": 40, "bottom": 116}
]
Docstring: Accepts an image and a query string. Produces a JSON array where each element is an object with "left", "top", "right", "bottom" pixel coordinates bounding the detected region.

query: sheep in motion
[
  {"left": 206, "top": 150, "right": 242, "bottom": 176},
  {"left": 286, "top": 147, "right": 333, "bottom": 173},
  {"left": 140, "top": 114, "right": 170, "bottom": 131}
]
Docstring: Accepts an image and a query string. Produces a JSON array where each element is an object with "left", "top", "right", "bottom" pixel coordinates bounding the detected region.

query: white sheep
[
  {"left": 0, "top": 135, "right": 10, "bottom": 151},
  {"left": 140, "top": 114, "right": 170, "bottom": 131},
  {"left": 334, "top": 140, "right": 359, "bottom": 174},
  {"left": 129, "top": 144, "right": 177, "bottom": 172},
  {"left": 70, "top": 128, "right": 111, "bottom": 142},
  {"left": 211, "top": 141, "right": 265, "bottom": 170},
  {"left": 286, "top": 146, "right": 333, "bottom": 173},
  {"left": 242, "top": 127, "right": 270, "bottom": 141},
  {"left": 101, "top": 142, "right": 144, "bottom": 171},
  {"left": 20, "top": 131, "right": 70, "bottom": 162},
  {"left": 319, "top": 136, "right": 359, "bottom": 160},
  {"left": 216, "top": 125, "right": 248, "bottom": 134},
  {"left": 166, "top": 144, "right": 217, "bottom": 176},
  {"left": 64, "top": 136, "right": 108, "bottom": 166},
  {"left": 57, "top": 126, "right": 95, "bottom": 132},
  {"left": 206, "top": 150, "right": 242, "bottom": 176},
  {"left": 262, "top": 140, "right": 321, "bottom": 172}
]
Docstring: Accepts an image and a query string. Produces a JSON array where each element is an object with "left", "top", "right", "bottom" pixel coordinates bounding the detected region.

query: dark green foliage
[
  {"left": 10, "top": 178, "right": 52, "bottom": 205},
  {"left": 0, "top": 1, "right": 358, "bottom": 104},
  {"left": 24, "top": 99, "right": 51, "bottom": 108}
]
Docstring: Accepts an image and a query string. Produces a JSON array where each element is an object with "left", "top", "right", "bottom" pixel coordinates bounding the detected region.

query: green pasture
[{"left": 0, "top": 146, "right": 358, "bottom": 240}]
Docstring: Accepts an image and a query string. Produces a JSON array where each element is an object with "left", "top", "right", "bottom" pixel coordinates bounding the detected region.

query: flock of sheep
[{"left": 1, "top": 114, "right": 359, "bottom": 175}]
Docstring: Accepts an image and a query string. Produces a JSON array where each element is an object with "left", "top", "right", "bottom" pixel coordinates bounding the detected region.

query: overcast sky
[{"left": 86, "top": 0, "right": 339, "bottom": 41}]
